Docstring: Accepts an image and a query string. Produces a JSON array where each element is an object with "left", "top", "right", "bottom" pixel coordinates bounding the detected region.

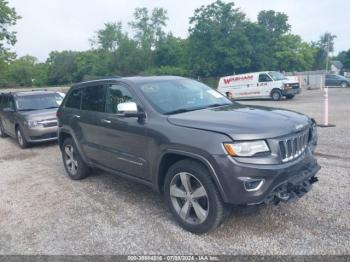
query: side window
[
  {"left": 259, "top": 74, "right": 272, "bottom": 82},
  {"left": 106, "top": 84, "right": 135, "bottom": 114},
  {"left": 81, "top": 85, "right": 106, "bottom": 112},
  {"left": 1, "top": 97, "right": 8, "bottom": 109},
  {"left": 7, "top": 97, "right": 15, "bottom": 110},
  {"left": 65, "top": 89, "right": 82, "bottom": 109}
]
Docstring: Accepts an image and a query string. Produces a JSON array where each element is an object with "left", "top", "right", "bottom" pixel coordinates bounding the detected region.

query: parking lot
[{"left": 0, "top": 88, "right": 349, "bottom": 255}]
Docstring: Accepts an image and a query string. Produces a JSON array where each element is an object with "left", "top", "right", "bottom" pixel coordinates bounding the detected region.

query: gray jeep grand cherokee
[
  {"left": 57, "top": 76, "right": 320, "bottom": 234},
  {"left": 0, "top": 91, "right": 63, "bottom": 148}
]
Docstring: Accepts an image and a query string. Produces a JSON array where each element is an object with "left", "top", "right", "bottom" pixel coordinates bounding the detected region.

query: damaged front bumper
[
  {"left": 212, "top": 150, "right": 320, "bottom": 205},
  {"left": 264, "top": 165, "right": 319, "bottom": 205}
]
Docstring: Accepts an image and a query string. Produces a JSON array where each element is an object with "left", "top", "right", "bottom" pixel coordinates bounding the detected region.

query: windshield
[
  {"left": 16, "top": 93, "right": 64, "bottom": 111},
  {"left": 137, "top": 79, "right": 232, "bottom": 114},
  {"left": 268, "top": 71, "right": 287, "bottom": 81}
]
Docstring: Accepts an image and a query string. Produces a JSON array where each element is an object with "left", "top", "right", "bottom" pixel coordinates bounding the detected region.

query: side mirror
[
  {"left": 3, "top": 107, "right": 14, "bottom": 113},
  {"left": 117, "top": 102, "right": 145, "bottom": 118}
]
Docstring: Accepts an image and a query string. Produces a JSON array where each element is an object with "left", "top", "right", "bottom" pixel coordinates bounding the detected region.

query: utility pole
[{"left": 325, "top": 34, "right": 330, "bottom": 72}]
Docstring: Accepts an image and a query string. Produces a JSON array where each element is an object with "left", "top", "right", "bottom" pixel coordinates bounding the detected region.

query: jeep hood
[{"left": 167, "top": 104, "right": 310, "bottom": 140}]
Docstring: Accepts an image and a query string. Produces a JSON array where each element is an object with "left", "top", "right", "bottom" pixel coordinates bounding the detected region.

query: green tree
[
  {"left": 5, "top": 55, "right": 36, "bottom": 86},
  {"left": 188, "top": 0, "right": 251, "bottom": 77},
  {"left": 312, "top": 32, "right": 337, "bottom": 70},
  {"left": 0, "top": 0, "right": 20, "bottom": 61},
  {"left": 129, "top": 7, "right": 168, "bottom": 51},
  {"left": 257, "top": 10, "right": 290, "bottom": 38},
  {"left": 274, "top": 34, "right": 315, "bottom": 71},
  {"left": 244, "top": 22, "right": 276, "bottom": 71},
  {"left": 154, "top": 34, "right": 187, "bottom": 68},
  {"left": 73, "top": 50, "right": 107, "bottom": 81},
  {"left": 47, "top": 51, "right": 78, "bottom": 85},
  {"left": 90, "top": 22, "right": 125, "bottom": 52},
  {"left": 337, "top": 49, "right": 350, "bottom": 69},
  {"left": 112, "top": 37, "right": 147, "bottom": 76}
]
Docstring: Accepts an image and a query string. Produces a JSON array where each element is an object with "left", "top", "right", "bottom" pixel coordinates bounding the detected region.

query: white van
[{"left": 217, "top": 71, "right": 300, "bottom": 101}]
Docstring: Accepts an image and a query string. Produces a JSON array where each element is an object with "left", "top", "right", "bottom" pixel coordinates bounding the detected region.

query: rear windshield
[{"left": 16, "top": 93, "right": 64, "bottom": 111}]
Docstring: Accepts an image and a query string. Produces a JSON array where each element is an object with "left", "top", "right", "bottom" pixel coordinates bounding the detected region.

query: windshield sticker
[{"left": 207, "top": 90, "right": 223, "bottom": 98}]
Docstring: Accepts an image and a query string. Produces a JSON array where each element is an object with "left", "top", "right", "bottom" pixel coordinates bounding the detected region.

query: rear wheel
[
  {"left": 16, "top": 127, "right": 29, "bottom": 148},
  {"left": 62, "top": 137, "right": 90, "bottom": 180},
  {"left": 286, "top": 94, "right": 294, "bottom": 99},
  {"left": 340, "top": 82, "right": 348, "bottom": 88},
  {"left": 0, "top": 120, "right": 7, "bottom": 138},
  {"left": 271, "top": 89, "right": 282, "bottom": 101},
  {"left": 164, "top": 159, "right": 228, "bottom": 234}
]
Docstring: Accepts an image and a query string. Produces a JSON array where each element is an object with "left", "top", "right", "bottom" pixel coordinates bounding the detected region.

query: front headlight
[
  {"left": 223, "top": 140, "right": 270, "bottom": 157},
  {"left": 26, "top": 120, "right": 44, "bottom": 128}
]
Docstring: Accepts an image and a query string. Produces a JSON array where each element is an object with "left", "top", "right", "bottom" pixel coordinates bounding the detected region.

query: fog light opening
[{"left": 243, "top": 179, "right": 264, "bottom": 192}]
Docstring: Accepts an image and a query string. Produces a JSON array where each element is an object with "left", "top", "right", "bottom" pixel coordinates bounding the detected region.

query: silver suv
[{"left": 0, "top": 91, "right": 64, "bottom": 148}]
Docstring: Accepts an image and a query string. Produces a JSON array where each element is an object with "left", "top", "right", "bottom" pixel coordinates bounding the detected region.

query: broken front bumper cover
[{"left": 264, "top": 162, "right": 320, "bottom": 205}]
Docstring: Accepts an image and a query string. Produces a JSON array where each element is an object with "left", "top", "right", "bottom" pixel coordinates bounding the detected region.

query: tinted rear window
[{"left": 65, "top": 89, "right": 82, "bottom": 109}]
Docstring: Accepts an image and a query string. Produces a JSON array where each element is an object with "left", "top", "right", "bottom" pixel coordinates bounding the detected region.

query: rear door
[
  {"left": 63, "top": 87, "right": 84, "bottom": 145},
  {"left": 77, "top": 84, "right": 107, "bottom": 163},
  {"left": 2, "top": 96, "right": 16, "bottom": 136}
]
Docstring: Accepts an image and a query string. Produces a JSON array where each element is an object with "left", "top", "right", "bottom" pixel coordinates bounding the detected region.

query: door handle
[{"left": 101, "top": 119, "right": 111, "bottom": 124}]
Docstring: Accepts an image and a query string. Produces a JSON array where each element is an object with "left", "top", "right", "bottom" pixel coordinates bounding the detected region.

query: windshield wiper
[
  {"left": 164, "top": 108, "right": 195, "bottom": 115},
  {"left": 43, "top": 106, "right": 59, "bottom": 109},
  {"left": 206, "top": 103, "right": 231, "bottom": 108},
  {"left": 19, "top": 109, "right": 37, "bottom": 111},
  {"left": 165, "top": 103, "right": 232, "bottom": 115}
]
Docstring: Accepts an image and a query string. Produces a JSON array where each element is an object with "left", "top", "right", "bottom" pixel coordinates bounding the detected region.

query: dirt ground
[{"left": 0, "top": 88, "right": 349, "bottom": 255}]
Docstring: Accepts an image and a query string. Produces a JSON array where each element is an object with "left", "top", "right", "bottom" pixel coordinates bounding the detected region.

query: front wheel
[
  {"left": 164, "top": 159, "right": 228, "bottom": 234},
  {"left": 271, "top": 90, "right": 282, "bottom": 101},
  {"left": 16, "top": 127, "right": 29, "bottom": 148}
]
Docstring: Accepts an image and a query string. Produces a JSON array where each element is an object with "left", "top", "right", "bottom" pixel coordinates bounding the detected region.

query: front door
[
  {"left": 101, "top": 83, "right": 149, "bottom": 180},
  {"left": 81, "top": 83, "right": 150, "bottom": 180},
  {"left": 258, "top": 73, "right": 274, "bottom": 98}
]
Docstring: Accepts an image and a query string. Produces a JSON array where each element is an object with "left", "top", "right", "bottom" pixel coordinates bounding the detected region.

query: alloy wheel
[
  {"left": 17, "top": 129, "right": 24, "bottom": 146},
  {"left": 64, "top": 145, "right": 78, "bottom": 175},
  {"left": 169, "top": 172, "right": 209, "bottom": 225}
]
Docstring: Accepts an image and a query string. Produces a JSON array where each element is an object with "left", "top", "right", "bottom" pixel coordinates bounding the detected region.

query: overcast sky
[{"left": 7, "top": 0, "right": 350, "bottom": 62}]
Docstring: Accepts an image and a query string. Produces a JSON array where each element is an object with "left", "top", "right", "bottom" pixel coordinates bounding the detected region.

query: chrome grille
[
  {"left": 41, "top": 119, "right": 58, "bottom": 128},
  {"left": 279, "top": 130, "right": 309, "bottom": 162}
]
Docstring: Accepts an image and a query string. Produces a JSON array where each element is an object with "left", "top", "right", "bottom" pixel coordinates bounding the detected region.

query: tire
[
  {"left": 271, "top": 89, "right": 282, "bottom": 101},
  {"left": 164, "top": 159, "right": 228, "bottom": 234},
  {"left": 16, "top": 126, "right": 29, "bottom": 149},
  {"left": 286, "top": 94, "right": 294, "bottom": 100},
  {"left": 340, "top": 82, "right": 348, "bottom": 88},
  {"left": 0, "top": 120, "right": 8, "bottom": 138},
  {"left": 62, "top": 137, "right": 90, "bottom": 180}
]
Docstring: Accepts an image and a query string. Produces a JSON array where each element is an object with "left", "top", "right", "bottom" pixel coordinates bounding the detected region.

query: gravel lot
[{"left": 0, "top": 88, "right": 349, "bottom": 255}]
